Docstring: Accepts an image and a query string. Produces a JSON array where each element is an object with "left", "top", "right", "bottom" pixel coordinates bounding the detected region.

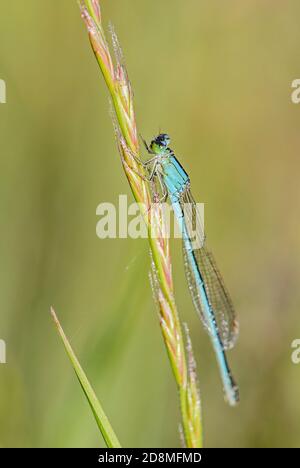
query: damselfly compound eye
[{"left": 154, "top": 133, "right": 170, "bottom": 147}]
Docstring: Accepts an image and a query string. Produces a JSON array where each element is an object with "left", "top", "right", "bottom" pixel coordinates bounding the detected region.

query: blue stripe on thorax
[{"left": 160, "top": 154, "right": 190, "bottom": 198}]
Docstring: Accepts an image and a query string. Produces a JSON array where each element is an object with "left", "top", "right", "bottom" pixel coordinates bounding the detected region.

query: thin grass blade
[{"left": 50, "top": 307, "right": 121, "bottom": 448}]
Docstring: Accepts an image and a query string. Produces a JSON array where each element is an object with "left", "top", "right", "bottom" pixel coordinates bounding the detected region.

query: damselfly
[{"left": 133, "top": 133, "right": 239, "bottom": 406}]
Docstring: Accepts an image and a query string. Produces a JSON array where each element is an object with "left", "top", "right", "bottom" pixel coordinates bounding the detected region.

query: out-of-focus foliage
[{"left": 0, "top": 0, "right": 299, "bottom": 447}]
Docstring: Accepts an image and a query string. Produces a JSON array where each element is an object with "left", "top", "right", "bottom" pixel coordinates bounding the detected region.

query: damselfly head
[{"left": 152, "top": 133, "right": 170, "bottom": 149}]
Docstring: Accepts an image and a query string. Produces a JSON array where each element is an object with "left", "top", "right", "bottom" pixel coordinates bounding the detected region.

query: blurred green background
[{"left": 0, "top": 0, "right": 300, "bottom": 448}]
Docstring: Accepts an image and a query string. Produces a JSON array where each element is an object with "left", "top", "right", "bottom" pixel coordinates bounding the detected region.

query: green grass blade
[{"left": 50, "top": 307, "right": 121, "bottom": 448}]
